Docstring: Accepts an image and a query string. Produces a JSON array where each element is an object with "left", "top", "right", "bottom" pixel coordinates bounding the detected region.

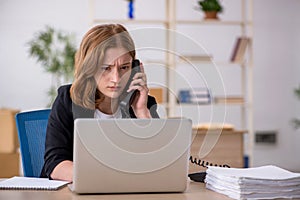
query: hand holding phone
[{"left": 119, "top": 59, "right": 141, "bottom": 118}]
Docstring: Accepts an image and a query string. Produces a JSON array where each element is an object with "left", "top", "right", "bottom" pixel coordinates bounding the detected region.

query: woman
[{"left": 40, "top": 24, "right": 159, "bottom": 181}]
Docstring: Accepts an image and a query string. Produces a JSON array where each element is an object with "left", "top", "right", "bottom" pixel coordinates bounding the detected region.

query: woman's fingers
[
  {"left": 127, "top": 71, "right": 148, "bottom": 92},
  {"left": 139, "top": 62, "right": 145, "bottom": 73},
  {"left": 127, "top": 78, "right": 148, "bottom": 92}
]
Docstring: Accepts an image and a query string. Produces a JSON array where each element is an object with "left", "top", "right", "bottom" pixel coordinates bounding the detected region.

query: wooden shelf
[
  {"left": 93, "top": 19, "right": 168, "bottom": 25},
  {"left": 176, "top": 101, "right": 247, "bottom": 106},
  {"left": 176, "top": 19, "right": 252, "bottom": 26},
  {"left": 145, "top": 59, "right": 246, "bottom": 66},
  {"left": 193, "top": 129, "right": 248, "bottom": 135}
]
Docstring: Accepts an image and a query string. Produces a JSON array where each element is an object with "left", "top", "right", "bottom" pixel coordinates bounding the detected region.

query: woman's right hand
[{"left": 50, "top": 160, "right": 73, "bottom": 182}]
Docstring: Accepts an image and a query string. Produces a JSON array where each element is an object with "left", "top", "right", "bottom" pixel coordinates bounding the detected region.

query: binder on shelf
[
  {"left": 178, "top": 88, "right": 212, "bottom": 104},
  {"left": 230, "top": 37, "right": 250, "bottom": 63}
]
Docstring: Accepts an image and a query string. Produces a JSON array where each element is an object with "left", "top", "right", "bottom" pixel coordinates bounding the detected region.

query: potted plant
[
  {"left": 197, "top": 0, "right": 223, "bottom": 20},
  {"left": 27, "top": 26, "right": 77, "bottom": 106}
]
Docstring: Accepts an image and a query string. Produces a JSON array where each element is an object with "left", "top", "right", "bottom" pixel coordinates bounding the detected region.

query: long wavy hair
[{"left": 70, "top": 24, "right": 136, "bottom": 109}]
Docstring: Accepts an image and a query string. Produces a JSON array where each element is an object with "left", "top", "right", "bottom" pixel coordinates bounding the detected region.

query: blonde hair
[{"left": 70, "top": 24, "right": 136, "bottom": 109}]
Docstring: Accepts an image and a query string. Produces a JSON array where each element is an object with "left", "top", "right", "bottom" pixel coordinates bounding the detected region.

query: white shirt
[{"left": 94, "top": 107, "right": 122, "bottom": 119}]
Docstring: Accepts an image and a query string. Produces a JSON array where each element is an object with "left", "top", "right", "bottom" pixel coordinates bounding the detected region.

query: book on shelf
[
  {"left": 230, "top": 37, "right": 250, "bottom": 63},
  {"left": 178, "top": 88, "right": 212, "bottom": 104},
  {"left": 214, "top": 96, "right": 244, "bottom": 104},
  {"left": 190, "top": 96, "right": 211, "bottom": 104}
]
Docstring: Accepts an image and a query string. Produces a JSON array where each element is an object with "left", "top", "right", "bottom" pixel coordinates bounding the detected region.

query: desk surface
[{"left": 0, "top": 180, "right": 232, "bottom": 200}]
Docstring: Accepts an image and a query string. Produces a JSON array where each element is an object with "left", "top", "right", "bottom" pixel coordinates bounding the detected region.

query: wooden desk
[{"left": 0, "top": 180, "right": 232, "bottom": 200}]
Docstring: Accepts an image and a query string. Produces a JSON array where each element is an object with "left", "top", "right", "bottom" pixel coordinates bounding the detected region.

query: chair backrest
[{"left": 15, "top": 109, "right": 51, "bottom": 177}]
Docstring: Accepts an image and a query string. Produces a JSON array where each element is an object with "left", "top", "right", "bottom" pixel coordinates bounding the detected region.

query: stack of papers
[{"left": 205, "top": 165, "right": 300, "bottom": 199}]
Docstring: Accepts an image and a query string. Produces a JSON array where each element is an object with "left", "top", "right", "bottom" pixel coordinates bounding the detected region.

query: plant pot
[{"left": 204, "top": 11, "right": 218, "bottom": 19}]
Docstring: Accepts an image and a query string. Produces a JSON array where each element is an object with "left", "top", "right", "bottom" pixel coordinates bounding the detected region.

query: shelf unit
[
  {"left": 88, "top": 0, "right": 254, "bottom": 167},
  {"left": 172, "top": 0, "right": 253, "bottom": 167}
]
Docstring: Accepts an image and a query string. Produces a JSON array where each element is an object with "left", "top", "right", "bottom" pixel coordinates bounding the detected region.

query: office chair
[{"left": 15, "top": 109, "right": 51, "bottom": 177}]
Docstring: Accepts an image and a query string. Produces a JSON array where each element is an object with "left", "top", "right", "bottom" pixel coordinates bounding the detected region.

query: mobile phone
[{"left": 119, "top": 59, "right": 141, "bottom": 118}]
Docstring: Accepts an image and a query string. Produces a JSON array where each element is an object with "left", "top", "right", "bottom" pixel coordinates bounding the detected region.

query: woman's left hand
[{"left": 127, "top": 62, "right": 151, "bottom": 118}]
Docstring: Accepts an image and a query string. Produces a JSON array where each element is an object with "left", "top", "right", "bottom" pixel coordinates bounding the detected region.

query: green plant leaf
[
  {"left": 291, "top": 85, "right": 300, "bottom": 130},
  {"left": 294, "top": 85, "right": 300, "bottom": 100},
  {"left": 27, "top": 25, "right": 77, "bottom": 106},
  {"left": 47, "top": 86, "right": 57, "bottom": 108},
  {"left": 198, "top": 0, "right": 223, "bottom": 12},
  {"left": 291, "top": 119, "right": 300, "bottom": 130}
]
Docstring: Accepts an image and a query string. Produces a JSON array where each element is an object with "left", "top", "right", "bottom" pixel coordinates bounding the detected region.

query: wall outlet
[{"left": 255, "top": 131, "right": 277, "bottom": 144}]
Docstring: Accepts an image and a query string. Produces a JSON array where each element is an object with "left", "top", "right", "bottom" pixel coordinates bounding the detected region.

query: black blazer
[{"left": 40, "top": 84, "right": 159, "bottom": 178}]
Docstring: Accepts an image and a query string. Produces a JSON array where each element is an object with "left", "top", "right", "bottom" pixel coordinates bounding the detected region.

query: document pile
[{"left": 205, "top": 165, "right": 300, "bottom": 200}]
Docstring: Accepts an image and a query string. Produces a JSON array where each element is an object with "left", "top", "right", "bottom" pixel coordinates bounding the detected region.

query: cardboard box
[
  {"left": 149, "top": 88, "right": 164, "bottom": 104},
  {"left": 189, "top": 129, "right": 245, "bottom": 173},
  {"left": 0, "top": 108, "right": 20, "bottom": 153},
  {"left": 0, "top": 152, "right": 20, "bottom": 178}
]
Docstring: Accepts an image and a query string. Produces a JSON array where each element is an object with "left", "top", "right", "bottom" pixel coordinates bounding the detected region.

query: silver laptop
[{"left": 69, "top": 118, "right": 192, "bottom": 194}]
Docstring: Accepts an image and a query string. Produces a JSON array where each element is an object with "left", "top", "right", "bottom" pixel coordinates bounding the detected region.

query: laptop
[{"left": 69, "top": 118, "right": 192, "bottom": 194}]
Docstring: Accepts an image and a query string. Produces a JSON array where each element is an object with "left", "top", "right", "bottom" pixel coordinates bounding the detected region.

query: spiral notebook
[{"left": 0, "top": 176, "right": 69, "bottom": 190}]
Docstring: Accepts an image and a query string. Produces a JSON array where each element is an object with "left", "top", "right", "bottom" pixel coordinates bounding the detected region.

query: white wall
[
  {"left": 0, "top": 0, "right": 299, "bottom": 171},
  {"left": 0, "top": 0, "right": 89, "bottom": 110},
  {"left": 252, "top": 0, "right": 300, "bottom": 171}
]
